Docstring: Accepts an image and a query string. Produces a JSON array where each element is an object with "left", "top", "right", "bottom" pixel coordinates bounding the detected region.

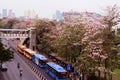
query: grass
[
  {"left": 113, "top": 69, "right": 120, "bottom": 80},
  {"left": 93, "top": 69, "right": 120, "bottom": 80},
  {"left": 84, "top": 69, "right": 120, "bottom": 80},
  {"left": 114, "top": 69, "right": 120, "bottom": 75}
]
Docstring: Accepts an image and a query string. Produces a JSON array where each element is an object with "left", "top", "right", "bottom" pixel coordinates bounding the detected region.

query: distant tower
[
  {"left": 8, "top": 9, "right": 12, "bottom": 17},
  {"left": 0, "top": 13, "right": 2, "bottom": 19},
  {"left": 12, "top": 12, "right": 16, "bottom": 17},
  {"left": 31, "top": 10, "right": 35, "bottom": 18},
  {"left": 56, "top": 10, "right": 63, "bottom": 21},
  {"left": 2, "top": 9, "right": 7, "bottom": 18},
  {"left": 7, "top": 9, "right": 15, "bottom": 18},
  {"left": 24, "top": 11, "right": 27, "bottom": 17},
  {"left": 27, "top": 10, "right": 31, "bottom": 19},
  {"left": 35, "top": 14, "right": 38, "bottom": 19}
]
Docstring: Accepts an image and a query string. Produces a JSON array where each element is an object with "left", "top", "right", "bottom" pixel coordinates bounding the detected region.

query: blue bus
[
  {"left": 32, "top": 54, "right": 48, "bottom": 67},
  {"left": 48, "top": 53, "right": 74, "bottom": 72},
  {"left": 45, "top": 62, "right": 67, "bottom": 80}
]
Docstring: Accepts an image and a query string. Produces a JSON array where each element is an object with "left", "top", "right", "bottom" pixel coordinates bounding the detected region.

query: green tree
[
  {"left": 33, "top": 19, "right": 55, "bottom": 54},
  {"left": 0, "top": 19, "right": 3, "bottom": 28},
  {"left": 78, "top": 21, "right": 105, "bottom": 79},
  {"left": 53, "top": 24, "right": 85, "bottom": 63},
  {"left": 0, "top": 39, "right": 13, "bottom": 68},
  {"left": 79, "top": 5, "right": 120, "bottom": 80},
  {"left": 102, "top": 5, "right": 120, "bottom": 80}
]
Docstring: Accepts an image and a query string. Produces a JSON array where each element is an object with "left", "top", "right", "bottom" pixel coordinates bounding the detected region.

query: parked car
[{"left": 1, "top": 64, "right": 8, "bottom": 71}]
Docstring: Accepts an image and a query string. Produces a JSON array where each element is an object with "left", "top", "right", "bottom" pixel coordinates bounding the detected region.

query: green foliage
[
  {"left": 53, "top": 24, "right": 85, "bottom": 63},
  {"left": 74, "top": 5, "right": 120, "bottom": 79},
  {"left": 34, "top": 19, "right": 55, "bottom": 54},
  {"left": 102, "top": 5, "right": 120, "bottom": 71},
  {"left": 0, "top": 39, "right": 13, "bottom": 65},
  {"left": 113, "top": 69, "right": 120, "bottom": 80},
  {"left": 114, "top": 69, "right": 120, "bottom": 75},
  {"left": 0, "top": 19, "right": 3, "bottom": 28},
  {"left": 98, "top": 5, "right": 120, "bottom": 80},
  {"left": 117, "top": 29, "right": 120, "bottom": 35}
]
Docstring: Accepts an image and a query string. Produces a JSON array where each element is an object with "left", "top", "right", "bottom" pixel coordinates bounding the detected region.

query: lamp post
[{"left": 80, "top": 73, "right": 83, "bottom": 80}]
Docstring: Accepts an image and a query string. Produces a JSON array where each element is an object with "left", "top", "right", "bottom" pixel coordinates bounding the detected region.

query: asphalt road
[
  {"left": 1, "top": 39, "right": 40, "bottom": 80},
  {"left": 1, "top": 38, "right": 53, "bottom": 80}
]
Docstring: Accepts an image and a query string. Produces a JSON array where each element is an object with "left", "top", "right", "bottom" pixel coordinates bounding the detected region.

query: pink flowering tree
[
  {"left": 102, "top": 5, "right": 120, "bottom": 80},
  {"left": 77, "top": 21, "right": 106, "bottom": 79},
  {"left": 1, "top": 18, "right": 19, "bottom": 29},
  {"left": 78, "top": 5, "right": 120, "bottom": 80}
]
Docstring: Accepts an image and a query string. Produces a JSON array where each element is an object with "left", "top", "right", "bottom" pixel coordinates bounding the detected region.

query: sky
[{"left": 0, "top": 0, "right": 120, "bottom": 19}]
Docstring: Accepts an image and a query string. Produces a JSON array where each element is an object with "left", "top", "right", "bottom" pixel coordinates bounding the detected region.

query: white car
[{"left": 1, "top": 64, "right": 8, "bottom": 71}]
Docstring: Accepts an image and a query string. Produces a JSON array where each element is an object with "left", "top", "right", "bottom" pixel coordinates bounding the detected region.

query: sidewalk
[{"left": 0, "top": 71, "right": 4, "bottom": 80}]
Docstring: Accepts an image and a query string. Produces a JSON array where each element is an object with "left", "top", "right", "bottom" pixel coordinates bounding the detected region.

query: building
[
  {"left": 62, "top": 11, "right": 102, "bottom": 25},
  {"left": 56, "top": 10, "right": 63, "bottom": 21},
  {"left": 8, "top": 9, "right": 15, "bottom": 18},
  {"left": 0, "top": 13, "right": 2, "bottom": 19},
  {"left": 2, "top": 9, "right": 7, "bottom": 18},
  {"left": 24, "top": 10, "right": 38, "bottom": 19}
]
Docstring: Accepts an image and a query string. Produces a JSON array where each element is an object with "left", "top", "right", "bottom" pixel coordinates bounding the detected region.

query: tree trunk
[
  {"left": 0, "top": 61, "right": 3, "bottom": 69},
  {"left": 104, "top": 59, "right": 108, "bottom": 79},
  {"left": 98, "top": 71, "right": 100, "bottom": 79},
  {"left": 110, "top": 74, "right": 112, "bottom": 80},
  {"left": 104, "top": 72, "right": 107, "bottom": 79},
  {"left": 0, "top": 63, "right": 1, "bottom": 69},
  {"left": 83, "top": 73, "right": 85, "bottom": 80}
]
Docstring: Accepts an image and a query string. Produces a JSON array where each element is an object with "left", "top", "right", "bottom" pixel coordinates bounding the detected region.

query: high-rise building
[
  {"left": 27, "top": 10, "right": 31, "bottom": 18},
  {"left": 8, "top": 9, "right": 12, "bottom": 17},
  {"left": 2, "top": 9, "right": 7, "bottom": 18},
  {"left": 56, "top": 10, "right": 63, "bottom": 21},
  {"left": 0, "top": 13, "right": 2, "bottom": 19},
  {"left": 12, "top": 12, "right": 15, "bottom": 17},
  {"left": 24, "top": 10, "right": 37, "bottom": 19},
  {"left": 8, "top": 9, "right": 12, "bottom": 16},
  {"left": 8, "top": 9, "right": 16, "bottom": 18}
]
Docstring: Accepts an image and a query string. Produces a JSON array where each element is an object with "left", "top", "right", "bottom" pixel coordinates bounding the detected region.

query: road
[{"left": 1, "top": 38, "right": 53, "bottom": 80}]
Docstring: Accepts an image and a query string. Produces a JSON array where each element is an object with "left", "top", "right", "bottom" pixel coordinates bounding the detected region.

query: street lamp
[{"left": 80, "top": 73, "right": 83, "bottom": 80}]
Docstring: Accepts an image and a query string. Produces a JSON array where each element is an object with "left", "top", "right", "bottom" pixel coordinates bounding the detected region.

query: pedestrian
[
  {"left": 17, "top": 63, "right": 20, "bottom": 69},
  {"left": 20, "top": 70, "right": 23, "bottom": 77}
]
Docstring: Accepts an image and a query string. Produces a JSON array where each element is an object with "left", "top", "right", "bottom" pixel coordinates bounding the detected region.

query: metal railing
[{"left": 0, "top": 33, "right": 29, "bottom": 38}]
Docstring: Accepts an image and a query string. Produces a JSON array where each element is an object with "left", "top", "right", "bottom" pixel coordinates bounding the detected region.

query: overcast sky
[{"left": 0, "top": 0, "right": 120, "bottom": 19}]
